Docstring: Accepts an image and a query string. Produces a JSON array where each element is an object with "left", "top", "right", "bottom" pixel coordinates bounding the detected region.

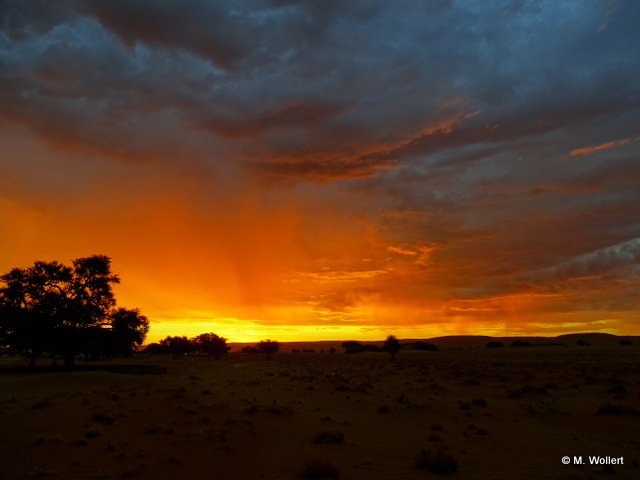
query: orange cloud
[{"left": 569, "top": 137, "right": 638, "bottom": 156}]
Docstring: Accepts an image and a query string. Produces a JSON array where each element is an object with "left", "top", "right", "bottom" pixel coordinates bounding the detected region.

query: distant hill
[{"left": 226, "top": 333, "right": 639, "bottom": 352}]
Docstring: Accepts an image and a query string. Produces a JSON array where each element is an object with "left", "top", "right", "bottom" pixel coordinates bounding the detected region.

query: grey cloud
[
  {"left": 0, "top": 0, "right": 76, "bottom": 40},
  {"left": 520, "top": 238, "right": 640, "bottom": 284}
]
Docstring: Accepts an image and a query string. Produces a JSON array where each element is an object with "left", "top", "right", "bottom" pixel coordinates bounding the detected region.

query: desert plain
[{"left": 1, "top": 340, "right": 640, "bottom": 480}]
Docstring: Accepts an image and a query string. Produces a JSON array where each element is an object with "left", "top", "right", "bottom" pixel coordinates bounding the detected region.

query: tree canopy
[
  {"left": 383, "top": 335, "right": 401, "bottom": 360},
  {"left": 143, "top": 333, "right": 231, "bottom": 359},
  {"left": 193, "top": 333, "right": 230, "bottom": 359},
  {"left": 257, "top": 339, "right": 280, "bottom": 360},
  {"left": 0, "top": 255, "right": 148, "bottom": 368}
]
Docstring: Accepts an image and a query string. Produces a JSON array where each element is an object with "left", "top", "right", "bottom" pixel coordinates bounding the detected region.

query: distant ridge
[{"left": 226, "top": 333, "right": 638, "bottom": 352}]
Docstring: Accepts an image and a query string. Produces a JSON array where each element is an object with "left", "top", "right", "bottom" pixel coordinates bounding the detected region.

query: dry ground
[{"left": 1, "top": 346, "right": 640, "bottom": 480}]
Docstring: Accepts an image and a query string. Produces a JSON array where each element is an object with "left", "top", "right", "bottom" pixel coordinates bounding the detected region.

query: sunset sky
[{"left": 1, "top": 1, "right": 639, "bottom": 343}]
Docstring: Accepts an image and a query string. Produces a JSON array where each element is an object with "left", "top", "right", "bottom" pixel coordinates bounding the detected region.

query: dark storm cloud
[
  {"left": 78, "top": 0, "right": 251, "bottom": 71},
  {"left": 2, "top": 0, "right": 639, "bottom": 178}
]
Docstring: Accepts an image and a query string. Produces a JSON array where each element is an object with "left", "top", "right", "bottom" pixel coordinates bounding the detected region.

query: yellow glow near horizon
[
  {"left": 145, "top": 317, "right": 621, "bottom": 346},
  {"left": 145, "top": 317, "right": 455, "bottom": 344}
]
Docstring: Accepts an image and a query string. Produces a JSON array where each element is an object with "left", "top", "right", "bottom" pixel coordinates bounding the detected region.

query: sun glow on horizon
[{"left": 146, "top": 317, "right": 409, "bottom": 344}]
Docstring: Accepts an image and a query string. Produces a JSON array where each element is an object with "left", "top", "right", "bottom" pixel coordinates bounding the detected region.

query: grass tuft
[{"left": 312, "top": 430, "right": 344, "bottom": 444}]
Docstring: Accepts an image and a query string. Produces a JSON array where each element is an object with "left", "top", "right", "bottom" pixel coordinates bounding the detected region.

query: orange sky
[{"left": 2, "top": 2, "right": 640, "bottom": 343}]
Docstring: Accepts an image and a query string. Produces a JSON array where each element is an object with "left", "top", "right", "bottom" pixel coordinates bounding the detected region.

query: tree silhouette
[
  {"left": 0, "top": 261, "right": 71, "bottom": 366},
  {"left": 108, "top": 307, "right": 149, "bottom": 356},
  {"left": 193, "top": 333, "right": 230, "bottom": 359},
  {"left": 240, "top": 345, "right": 259, "bottom": 355},
  {"left": 341, "top": 340, "right": 363, "bottom": 354},
  {"left": 257, "top": 339, "right": 280, "bottom": 360},
  {"left": 0, "top": 255, "right": 148, "bottom": 368},
  {"left": 412, "top": 341, "right": 439, "bottom": 351},
  {"left": 383, "top": 335, "right": 401, "bottom": 360},
  {"left": 158, "top": 335, "right": 193, "bottom": 359}
]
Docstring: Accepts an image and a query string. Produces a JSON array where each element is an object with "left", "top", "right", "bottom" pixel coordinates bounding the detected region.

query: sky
[{"left": 1, "top": 0, "right": 640, "bottom": 343}]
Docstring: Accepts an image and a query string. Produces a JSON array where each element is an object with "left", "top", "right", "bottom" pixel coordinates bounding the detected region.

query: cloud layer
[{"left": 1, "top": 0, "right": 639, "bottom": 340}]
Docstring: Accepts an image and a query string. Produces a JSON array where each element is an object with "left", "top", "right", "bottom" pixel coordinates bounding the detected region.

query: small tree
[
  {"left": 257, "top": 339, "right": 280, "bottom": 360},
  {"left": 384, "top": 335, "right": 401, "bottom": 360},
  {"left": 192, "top": 333, "right": 230, "bottom": 359}
]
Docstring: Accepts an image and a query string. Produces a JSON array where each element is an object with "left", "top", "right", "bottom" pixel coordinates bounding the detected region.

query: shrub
[
  {"left": 472, "top": 397, "right": 487, "bottom": 407},
  {"left": 413, "top": 341, "right": 439, "bottom": 351},
  {"left": 596, "top": 403, "right": 640, "bottom": 416},
  {"left": 486, "top": 341, "right": 504, "bottom": 348},
  {"left": 363, "top": 344, "right": 383, "bottom": 353},
  {"left": 312, "top": 430, "right": 344, "bottom": 444},
  {"left": 301, "top": 458, "right": 340, "bottom": 479},
  {"left": 341, "top": 341, "right": 363, "bottom": 354},
  {"left": 92, "top": 411, "right": 117, "bottom": 425},
  {"left": 84, "top": 426, "right": 102, "bottom": 438},
  {"left": 415, "top": 448, "right": 458, "bottom": 474},
  {"left": 606, "top": 384, "right": 627, "bottom": 394}
]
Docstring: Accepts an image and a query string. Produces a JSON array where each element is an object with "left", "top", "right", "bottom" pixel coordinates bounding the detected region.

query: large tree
[
  {"left": 0, "top": 255, "right": 148, "bottom": 368},
  {"left": 158, "top": 335, "right": 193, "bottom": 359},
  {"left": 0, "top": 261, "right": 70, "bottom": 367},
  {"left": 192, "top": 333, "right": 230, "bottom": 359}
]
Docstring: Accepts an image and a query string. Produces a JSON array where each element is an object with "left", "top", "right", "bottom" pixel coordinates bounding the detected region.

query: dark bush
[
  {"left": 412, "top": 341, "right": 439, "bottom": 351},
  {"left": 301, "top": 459, "right": 340, "bottom": 479},
  {"left": 92, "top": 411, "right": 116, "bottom": 425},
  {"left": 341, "top": 341, "right": 363, "bottom": 354},
  {"left": 363, "top": 344, "right": 383, "bottom": 352},
  {"left": 312, "top": 430, "right": 344, "bottom": 444},
  {"left": 596, "top": 403, "right": 640, "bottom": 416},
  {"left": 415, "top": 448, "right": 458, "bottom": 474},
  {"left": 606, "top": 384, "right": 627, "bottom": 394}
]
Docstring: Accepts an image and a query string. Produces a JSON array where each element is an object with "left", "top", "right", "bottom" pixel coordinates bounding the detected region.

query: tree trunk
[{"left": 28, "top": 352, "right": 38, "bottom": 368}]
